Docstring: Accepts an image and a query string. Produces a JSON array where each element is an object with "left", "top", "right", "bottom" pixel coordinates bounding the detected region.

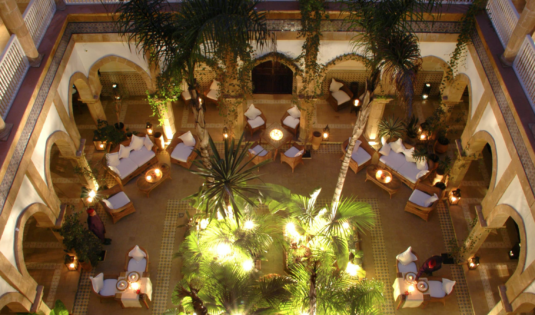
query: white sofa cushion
[
  {"left": 287, "top": 106, "right": 301, "bottom": 118},
  {"left": 417, "top": 157, "right": 428, "bottom": 171},
  {"left": 114, "top": 158, "right": 138, "bottom": 179},
  {"left": 409, "top": 189, "right": 432, "bottom": 207},
  {"left": 330, "top": 78, "right": 344, "bottom": 92},
  {"left": 179, "top": 131, "right": 196, "bottom": 147},
  {"left": 210, "top": 80, "right": 220, "bottom": 90},
  {"left": 171, "top": 143, "right": 194, "bottom": 163},
  {"left": 390, "top": 138, "right": 405, "bottom": 153},
  {"left": 424, "top": 194, "right": 439, "bottom": 207},
  {"left": 119, "top": 145, "right": 132, "bottom": 159},
  {"left": 129, "top": 245, "right": 147, "bottom": 260},
  {"left": 397, "top": 261, "right": 417, "bottom": 274},
  {"left": 248, "top": 116, "right": 265, "bottom": 129},
  {"left": 129, "top": 146, "right": 156, "bottom": 167},
  {"left": 429, "top": 280, "right": 446, "bottom": 298},
  {"left": 396, "top": 246, "right": 417, "bottom": 265},
  {"left": 379, "top": 143, "right": 391, "bottom": 156},
  {"left": 106, "top": 152, "right": 120, "bottom": 167},
  {"left": 332, "top": 90, "right": 351, "bottom": 105},
  {"left": 443, "top": 278, "right": 456, "bottom": 294},
  {"left": 249, "top": 145, "right": 268, "bottom": 157},
  {"left": 379, "top": 151, "right": 406, "bottom": 171},
  {"left": 245, "top": 104, "right": 262, "bottom": 120},
  {"left": 352, "top": 147, "right": 371, "bottom": 166},
  {"left": 104, "top": 191, "right": 130, "bottom": 210},
  {"left": 284, "top": 147, "right": 303, "bottom": 158},
  {"left": 283, "top": 116, "right": 300, "bottom": 129},
  {"left": 144, "top": 135, "right": 153, "bottom": 150},
  {"left": 404, "top": 147, "right": 416, "bottom": 163},
  {"left": 131, "top": 135, "right": 145, "bottom": 151},
  {"left": 90, "top": 273, "right": 104, "bottom": 293},
  {"left": 397, "top": 162, "right": 421, "bottom": 184},
  {"left": 182, "top": 88, "right": 191, "bottom": 101},
  {"left": 128, "top": 258, "right": 147, "bottom": 273},
  {"left": 100, "top": 279, "right": 118, "bottom": 296},
  {"left": 207, "top": 89, "right": 219, "bottom": 100}
]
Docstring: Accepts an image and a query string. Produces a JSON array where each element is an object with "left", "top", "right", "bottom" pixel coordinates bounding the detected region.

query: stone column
[
  {"left": 230, "top": 98, "right": 245, "bottom": 137},
  {"left": 78, "top": 97, "right": 106, "bottom": 125},
  {"left": 448, "top": 139, "right": 480, "bottom": 189},
  {"left": 502, "top": 0, "right": 535, "bottom": 65},
  {"left": 0, "top": 16, "right": 10, "bottom": 52},
  {"left": 74, "top": 153, "right": 98, "bottom": 191},
  {"left": 159, "top": 101, "right": 176, "bottom": 140},
  {"left": 0, "top": 0, "right": 43, "bottom": 67},
  {"left": 53, "top": 94, "right": 81, "bottom": 148},
  {"left": 54, "top": 0, "right": 66, "bottom": 11},
  {"left": 298, "top": 98, "right": 314, "bottom": 144},
  {"left": 459, "top": 205, "right": 492, "bottom": 262},
  {"left": 365, "top": 98, "right": 391, "bottom": 142}
]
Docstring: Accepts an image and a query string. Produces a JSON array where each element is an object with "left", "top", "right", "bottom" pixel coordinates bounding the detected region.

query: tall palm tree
[{"left": 331, "top": 0, "right": 441, "bottom": 208}]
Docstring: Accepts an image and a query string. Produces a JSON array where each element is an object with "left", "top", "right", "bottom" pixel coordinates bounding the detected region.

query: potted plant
[
  {"left": 56, "top": 212, "right": 104, "bottom": 271},
  {"left": 412, "top": 145, "right": 428, "bottom": 162},
  {"left": 435, "top": 128, "right": 450, "bottom": 154},
  {"left": 402, "top": 115, "right": 419, "bottom": 147},
  {"left": 436, "top": 156, "right": 452, "bottom": 177},
  {"left": 378, "top": 116, "right": 404, "bottom": 144},
  {"left": 94, "top": 119, "right": 127, "bottom": 150}
]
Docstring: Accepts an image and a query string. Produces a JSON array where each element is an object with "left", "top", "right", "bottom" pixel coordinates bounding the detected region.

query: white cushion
[
  {"left": 429, "top": 281, "right": 446, "bottom": 298},
  {"left": 179, "top": 131, "right": 196, "bottom": 147},
  {"left": 106, "top": 152, "right": 120, "bottom": 167},
  {"left": 424, "top": 193, "right": 439, "bottom": 207},
  {"left": 283, "top": 116, "right": 300, "bottom": 129},
  {"left": 379, "top": 151, "right": 406, "bottom": 171},
  {"left": 210, "top": 80, "right": 220, "bottom": 91},
  {"left": 114, "top": 158, "right": 138, "bottom": 180},
  {"left": 330, "top": 78, "right": 344, "bottom": 92},
  {"left": 206, "top": 89, "right": 220, "bottom": 100},
  {"left": 245, "top": 104, "right": 262, "bottom": 120},
  {"left": 119, "top": 144, "right": 132, "bottom": 159},
  {"left": 284, "top": 147, "right": 303, "bottom": 158},
  {"left": 182, "top": 88, "right": 191, "bottom": 101},
  {"left": 249, "top": 145, "right": 268, "bottom": 157},
  {"left": 397, "top": 162, "right": 421, "bottom": 184},
  {"left": 109, "top": 166, "right": 120, "bottom": 177},
  {"left": 130, "top": 135, "right": 145, "bottom": 151},
  {"left": 353, "top": 139, "right": 362, "bottom": 153},
  {"left": 442, "top": 278, "right": 456, "bottom": 295},
  {"left": 351, "top": 147, "right": 371, "bottom": 166},
  {"left": 287, "top": 106, "right": 301, "bottom": 119},
  {"left": 248, "top": 116, "right": 265, "bottom": 129},
  {"left": 129, "top": 146, "right": 156, "bottom": 167},
  {"left": 409, "top": 189, "right": 432, "bottom": 207},
  {"left": 379, "top": 143, "right": 391, "bottom": 156},
  {"left": 144, "top": 135, "right": 153, "bottom": 150},
  {"left": 128, "top": 257, "right": 147, "bottom": 273},
  {"left": 396, "top": 247, "right": 417, "bottom": 265},
  {"left": 404, "top": 147, "right": 416, "bottom": 163},
  {"left": 416, "top": 170, "right": 429, "bottom": 180},
  {"left": 90, "top": 273, "right": 104, "bottom": 293},
  {"left": 129, "top": 245, "right": 147, "bottom": 260},
  {"left": 105, "top": 191, "right": 130, "bottom": 209},
  {"left": 171, "top": 143, "right": 194, "bottom": 163},
  {"left": 417, "top": 157, "right": 428, "bottom": 171},
  {"left": 397, "top": 261, "right": 417, "bottom": 274},
  {"left": 332, "top": 90, "right": 351, "bottom": 105},
  {"left": 390, "top": 138, "right": 405, "bottom": 153},
  {"left": 100, "top": 279, "right": 118, "bottom": 297}
]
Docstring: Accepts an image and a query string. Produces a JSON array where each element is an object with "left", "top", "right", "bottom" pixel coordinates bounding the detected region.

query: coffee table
[
  {"left": 365, "top": 165, "right": 401, "bottom": 198},
  {"left": 136, "top": 163, "right": 171, "bottom": 197},
  {"left": 261, "top": 123, "right": 292, "bottom": 158}
]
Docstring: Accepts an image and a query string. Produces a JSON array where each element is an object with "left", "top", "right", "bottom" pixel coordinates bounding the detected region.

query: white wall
[
  {"left": 57, "top": 47, "right": 85, "bottom": 114},
  {"left": 253, "top": 40, "right": 304, "bottom": 64},
  {"left": 474, "top": 103, "right": 512, "bottom": 185},
  {"left": 498, "top": 176, "right": 534, "bottom": 271},
  {"left": 30, "top": 105, "right": 68, "bottom": 185}
]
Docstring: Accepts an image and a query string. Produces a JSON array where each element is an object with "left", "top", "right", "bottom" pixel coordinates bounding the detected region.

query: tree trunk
[
  {"left": 309, "top": 261, "right": 318, "bottom": 315},
  {"left": 331, "top": 90, "right": 373, "bottom": 211},
  {"left": 183, "top": 286, "right": 208, "bottom": 315},
  {"left": 189, "top": 87, "right": 214, "bottom": 186}
]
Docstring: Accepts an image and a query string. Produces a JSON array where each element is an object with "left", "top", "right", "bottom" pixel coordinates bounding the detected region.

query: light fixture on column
[
  {"left": 422, "top": 83, "right": 431, "bottom": 100},
  {"left": 353, "top": 99, "right": 360, "bottom": 107},
  {"left": 65, "top": 255, "right": 78, "bottom": 271},
  {"left": 223, "top": 127, "right": 229, "bottom": 139},
  {"left": 146, "top": 122, "right": 153, "bottom": 135},
  {"left": 448, "top": 188, "right": 461, "bottom": 205},
  {"left": 467, "top": 256, "right": 480, "bottom": 270},
  {"left": 323, "top": 125, "right": 330, "bottom": 141}
]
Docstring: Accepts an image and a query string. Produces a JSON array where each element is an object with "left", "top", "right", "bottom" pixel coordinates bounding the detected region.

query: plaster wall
[
  {"left": 57, "top": 47, "right": 85, "bottom": 114},
  {"left": 30, "top": 105, "right": 68, "bottom": 185},
  {"left": 254, "top": 40, "right": 305, "bottom": 62},
  {"left": 474, "top": 103, "right": 512, "bottom": 185},
  {"left": 525, "top": 278, "right": 535, "bottom": 294}
]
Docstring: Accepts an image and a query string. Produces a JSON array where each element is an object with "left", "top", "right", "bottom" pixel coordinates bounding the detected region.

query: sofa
[
  {"left": 341, "top": 136, "right": 376, "bottom": 174},
  {"left": 166, "top": 130, "right": 200, "bottom": 169},
  {"left": 327, "top": 78, "right": 354, "bottom": 112},
  {"left": 103, "top": 133, "right": 158, "bottom": 185},
  {"left": 377, "top": 138, "right": 436, "bottom": 189}
]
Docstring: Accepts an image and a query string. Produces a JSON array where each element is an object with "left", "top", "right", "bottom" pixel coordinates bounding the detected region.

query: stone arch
[
  {"left": 465, "top": 130, "right": 499, "bottom": 191},
  {"left": 88, "top": 55, "right": 155, "bottom": 96},
  {"left": 509, "top": 292, "right": 535, "bottom": 314},
  {"left": 14, "top": 203, "right": 56, "bottom": 279},
  {"left": 420, "top": 55, "right": 450, "bottom": 73},
  {"left": 69, "top": 72, "right": 95, "bottom": 119},
  {"left": 322, "top": 53, "right": 369, "bottom": 74},
  {"left": 44, "top": 131, "right": 77, "bottom": 193},
  {"left": 253, "top": 52, "right": 302, "bottom": 77},
  {"left": 0, "top": 292, "right": 33, "bottom": 313}
]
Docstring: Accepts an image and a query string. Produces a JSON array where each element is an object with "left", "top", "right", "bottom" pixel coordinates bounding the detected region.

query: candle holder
[
  {"left": 468, "top": 256, "right": 480, "bottom": 270},
  {"left": 64, "top": 255, "right": 78, "bottom": 271},
  {"left": 146, "top": 122, "right": 153, "bottom": 136},
  {"left": 145, "top": 168, "right": 163, "bottom": 183},
  {"left": 449, "top": 188, "right": 461, "bottom": 205},
  {"left": 375, "top": 169, "right": 392, "bottom": 184},
  {"left": 270, "top": 129, "right": 283, "bottom": 141},
  {"left": 322, "top": 125, "right": 330, "bottom": 141},
  {"left": 223, "top": 127, "right": 229, "bottom": 139}
]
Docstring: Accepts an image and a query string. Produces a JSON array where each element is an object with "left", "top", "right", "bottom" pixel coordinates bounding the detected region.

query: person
[
  {"left": 87, "top": 208, "right": 111, "bottom": 245},
  {"left": 416, "top": 255, "right": 442, "bottom": 279}
]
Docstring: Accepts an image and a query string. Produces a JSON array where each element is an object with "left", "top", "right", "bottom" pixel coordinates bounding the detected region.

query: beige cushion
[
  {"left": 397, "top": 261, "right": 417, "bottom": 274},
  {"left": 409, "top": 190, "right": 432, "bottom": 207},
  {"left": 90, "top": 273, "right": 104, "bottom": 293},
  {"left": 130, "top": 135, "right": 145, "bottom": 151},
  {"left": 182, "top": 88, "right": 191, "bottom": 101},
  {"left": 179, "top": 131, "right": 196, "bottom": 147},
  {"left": 171, "top": 143, "right": 193, "bottom": 163},
  {"left": 245, "top": 104, "right": 262, "bottom": 120},
  {"left": 283, "top": 116, "right": 300, "bottom": 129},
  {"left": 284, "top": 147, "right": 304, "bottom": 158},
  {"left": 129, "top": 245, "right": 147, "bottom": 261},
  {"left": 404, "top": 147, "right": 416, "bottom": 163},
  {"left": 144, "top": 135, "right": 153, "bottom": 150},
  {"left": 417, "top": 157, "right": 428, "bottom": 171},
  {"left": 330, "top": 78, "right": 344, "bottom": 92},
  {"left": 106, "top": 152, "right": 120, "bottom": 167},
  {"left": 248, "top": 116, "right": 265, "bottom": 129},
  {"left": 379, "top": 143, "right": 391, "bottom": 156},
  {"left": 332, "top": 90, "right": 351, "bottom": 105},
  {"left": 128, "top": 258, "right": 147, "bottom": 273},
  {"left": 352, "top": 147, "right": 371, "bottom": 166},
  {"left": 390, "top": 138, "right": 405, "bottom": 153},
  {"left": 429, "top": 281, "right": 446, "bottom": 298},
  {"left": 424, "top": 193, "right": 439, "bottom": 207},
  {"left": 249, "top": 145, "right": 268, "bottom": 157},
  {"left": 100, "top": 279, "right": 118, "bottom": 296},
  {"left": 104, "top": 191, "right": 130, "bottom": 210},
  {"left": 119, "top": 144, "right": 132, "bottom": 159},
  {"left": 206, "top": 89, "right": 219, "bottom": 100},
  {"left": 114, "top": 158, "right": 138, "bottom": 180},
  {"left": 379, "top": 151, "right": 406, "bottom": 171},
  {"left": 397, "top": 162, "right": 422, "bottom": 184},
  {"left": 287, "top": 106, "right": 301, "bottom": 118},
  {"left": 129, "top": 146, "right": 156, "bottom": 167},
  {"left": 396, "top": 247, "right": 417, "bottom": 265},
  {"left": 442, "top": 278, "right": 456, "bottom": 295},
  {"left": 210, "top": 80, "right": 220, "bottom": 90}
]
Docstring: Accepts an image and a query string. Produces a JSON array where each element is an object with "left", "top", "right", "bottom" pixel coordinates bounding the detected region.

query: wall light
[
  {"left": 223, "top": 127, "right": 229, "bottom": 139},
  {"left": 323, "top": 125, "right": 330, "bottom": 141},
  {"left": 146, "top": 122, "right": 153, "bottom": 135}
]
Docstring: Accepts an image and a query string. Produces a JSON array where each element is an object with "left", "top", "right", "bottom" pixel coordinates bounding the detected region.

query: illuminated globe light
[
  {"left": 242, "top": 260, "right": 254, "bottom": 272},
  {"left": 270, "top": 129, "right": 283, "bottom": 141},
  {"left": 342, "top": 222, "right": 350, "bottom": 229},
  {"left": 199, "top": 219, "right": 209, "bottom": 230},
  {"left": 216, "top": 243, "right": 232, "bottom": 257},
  {"left": 244, "top": 220, "right": 255, "bottom": 230},
  {"left": 346, "top": 262, "right": 360, "bottom": 277}
]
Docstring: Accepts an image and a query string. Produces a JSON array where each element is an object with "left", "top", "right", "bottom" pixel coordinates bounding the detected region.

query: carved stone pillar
[
  {"left": 502, "top": 0, "right": 535, "bottom": 65},
  {"left": 448, "top": 139, "right": 480, "bottom": 189},
  {"left": 298, "top": 98, "right": 314, "bottom": 144},
  {"left": 459, "top": 206, "right": 492, "bottom": 262},
  {"left": 365, "top": 98, "right": 392, "bottom": 142}
]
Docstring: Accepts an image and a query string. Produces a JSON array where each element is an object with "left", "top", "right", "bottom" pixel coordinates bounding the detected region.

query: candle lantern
[
  {"left": 323, "top": 125, "right": 330, "bottom": 141},
  {"left": 354, "top": 99, "right": 360, "bottom": 107},
  {"left": 65, "top": 255, "right": 78, "bottom": 271},
  {"left": 223, "top": 127, "right": 229, "bottom": 139},
  {"left": 422, "top": 83, "right": 431, "bottom": 100},
  {"left": 112, "top": 83, "right": 119, "bottom": 89},
  {"left": 146, "top": 122, "right": 153, "bottom": 135},
  {"left": 449, "top": 188, "right": 461, "bottom": 205},
  {"left": 468, "top": 256, "right": 480, "bottom": 270}
]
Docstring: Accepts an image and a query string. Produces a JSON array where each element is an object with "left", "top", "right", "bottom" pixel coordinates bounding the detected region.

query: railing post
[{"left": 501, "top": 0, "right": 535, "bottom": 65}]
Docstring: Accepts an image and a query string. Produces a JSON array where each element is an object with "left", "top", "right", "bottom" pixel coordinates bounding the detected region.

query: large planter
[
  {"left": 403, "top": 136, "right": 416, "bottom": 148},
  {"left": 153, "top": 132, "right": 163, "bottom": 150},
  {"left": 435, "top": 138, "right": 450, "bottom": 154},
  {"left": 114, "top": 122, "right": 125, "bottom": 132},
  {"left": 79, "top": 260, "right": 92, "bottom": 272},
  {"left": 311, "top": 131, "right": 322, "bottom": 150}
]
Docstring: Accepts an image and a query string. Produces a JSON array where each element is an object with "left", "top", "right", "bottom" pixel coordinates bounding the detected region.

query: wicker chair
[
  {"left": 89, "top": 273, "right": 119, "bottom": 303},
  {"left": 327, "top": 81, "right": 354, "bottom": 112},
  {"left": 280, "top": 143, "right": 305, "bottom": 173},
  {"left": 247, "top": 141, "right": 275, "bottom": 167},
  {"left": 341, "top": 136, "right": 376, "bottom": 174},
  {"left": 404, "top": 183, "right": 444, "bottom": 221},
  {"left": 244, "top": 108, "right": 267, "bottom": 137},
  {"left": 421, "top": 277, "right": 456, "bottom": 307},
  {"left": 166, "top": 131, "right": 200, "bottom": 169},
  {"left": 124, "top": 245, "right": 150, "bottom": 277},
  {"left": 204, "top": 80, "right": 220, "bottom": 106},
  {"left": 395, "top": 247, "right": 419, "bottom": 278},
  {"left": 281, "top": 111, "right": 300, "bottom": 136},
  {"left": 99, "top": 185, "right": 136, "bottom": 224}
]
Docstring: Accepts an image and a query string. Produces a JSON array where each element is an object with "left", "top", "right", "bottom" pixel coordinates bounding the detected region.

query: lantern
[
  {"left": 323, "top": 125, "right": 330, "bottom": 141},
  {"left": 146, "top": 122, "right": 153, "bottom": 135},
  {"left": 448, "top": 188, "right": 461, "bottom": 205},
  {"left": 468, "top": 256, "right": 480, "bottom": 270},
  {"left": 353, "top": 99, "right": 360, "bottom": 107},
  {"left": 223, "top": 127, "right": 229, "bottom": 139},
  {"left": 112, "top": 83, "right": 118, "bottom": 89},
  {"left": 270, "top": 129, "right": 283, "bottom": 141},
  {"left": 65, "top": 255, "right": 78, "bottom": 271},
  {"left": 422, "top": 83, "right": 431, "bottom": 100}
]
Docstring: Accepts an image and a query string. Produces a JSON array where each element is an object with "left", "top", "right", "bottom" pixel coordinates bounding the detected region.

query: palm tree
[{"left": 331, "top": 0, "right": 442, "bottom": 208}]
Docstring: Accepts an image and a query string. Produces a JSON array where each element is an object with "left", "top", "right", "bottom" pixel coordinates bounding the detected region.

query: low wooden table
[
  {"left": 365, "top": 165, "right": 401, "bottom": 198},
  {"left": 136, "top": 163, "right": 171, "bottom": 197},
  {"left": 261, "top": 123, "right": 292, "bottom": 158}
]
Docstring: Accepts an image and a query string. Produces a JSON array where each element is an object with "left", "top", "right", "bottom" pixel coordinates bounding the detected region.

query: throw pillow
[
  {"left": 210, "top": 80, "right": 220, "bottom": 90},
  {"left": 442, "top": 278, "right": 456, "bottom": 295},
  {"left": 287, "top": 106, "right": 301, "bottom": 119},
  {"left": 396, "top": 246, "right": 417, "bottom": 265},
  {"left": 417, "top": 157, "right": 428, "bottom": 171},
  {"left": 179, "top": 131, "right": 196, "bottom": 147},
  {"left": 379, "top": 143, "right": 391, "bottom": 156},
  {"left": 424, "top": 193, "right": 439, "bottom": 207},
  {"left": 404, "top": 147, "right": 416, "bottom": 163},
  {"left": 329, "top": 78, "right": 344, "bottom": 92},
  {"left": 102, "top": 199, "right": 113, "bottom": 209},
  {"left": 90, "top": 273, "right": 104, "bottom": 293},
  {"left": 130, "top": 135, "right": 145, "bottom": 151},
  {"left": 129, "top": 245, "right": 146, "bottom": 261},
  {"left": 353, "top": 139, "right": 362, "bottom": 153},
  {"left": 244, "top": 104, "right": 262, "bottom": 120},
  {"left": 119, "top": 144, "right": 132, "bottom": 159},
  {"left": 295, "top": 149, "right": 305, "bottom": 157},
  {"left": 390, "top": 138, "right": 405, "bottom": 153},
  {"left": 106, "top": 152, "right": 120, "bottom": 167},
  {"left": 144, "top": 135, "right": 153, "bottom": 150},
  {"left": 416, "top": 170, "right": 429, "bottom": 180},
  {"left": 109, "top": 166, "right": 121, "bottom": 177}
]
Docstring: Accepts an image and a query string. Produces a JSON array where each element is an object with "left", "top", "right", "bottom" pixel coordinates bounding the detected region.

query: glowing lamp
[
  {"left": 270, "top": 129, "right": 283, "bottom": 141},
  {"left": 65, "top": 255, "right": 78, "bottom": 271},
  {"left": 376, "top": 170, "right": 383, "bottom": 178},
  {"left": 146, "top": 175, "right": 152, "bottom": 181},
  {"left": 425, "top": 83, "right": 431, "bottom": 87},
  {"left": 112, "top": 83, "right": 118, "bottom": 89},
  {"left": 420, "top": 134, "right": 427, "bottom": 140},
  {"left": 322, "top": 125, "right": 330, "bottom": 141},
  {"left": 368, "top": 136, "right": 378, "bottom": 145},
  {"left": 155, "top": 168, "right": 161, "bottom": 176},
  {"left": 242, "top": 260, "right": 254, "bottom": 272},
  {"left": 146, "top": 122, "right": 153, "bottom": 135},
  {"left": 88, "top": 190, "right": 96, "bottom": 198},
  {"left": 244, "top": 220, "right": 255, "bottom": 230},
  {"left": 408, "top": 285, "right": 415, "bottom": 293},
  {"left": 449, "top": 188, "right": 461, "bottom": 205},
  {"left": 385, "top": 176, "right": 392, "bottom": 183},
  {"left": 422, "top": 94, "right": 429, "bottom": 100},
  {"left": 99, "top": 143, "right": 104, "bottom": 149},
  {"left": 353, "top": 99, "right": 360, "bottom": 107},
  {"left": 468, "top": 256, "right": 480, "bottom": 270},
  {"left": 422, "top": 82, "right": 431, "bottom": 100},
  {"left": 346, "top": 261, "right": 360, "bottom": 277},
  {"left": 114, "top": 94, "right": 121, "bottom": 100},
  {"left": 130, "top": 282, "right": 140, "bottom": 290},
  {"left": 198, "top": 97, "right": 203, "bottom": 105},
  {"left": 86, "top": 196, "right": 93, "bottom": 204},
  {"left": 433, "top": 174, "right": 444, "bottom": 185},
  {"left": 223, "top": 127, "right": 229, "bottom": 139}
]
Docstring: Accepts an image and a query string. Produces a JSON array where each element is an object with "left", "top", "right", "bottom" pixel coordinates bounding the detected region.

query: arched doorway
[{"left": 252, "top": 61, "right": 293, "bottom": 94}]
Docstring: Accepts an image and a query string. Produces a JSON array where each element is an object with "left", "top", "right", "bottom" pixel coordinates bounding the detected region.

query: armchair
[
  {"left": 166, "top": 131, "right": 200, "bottom": 169},
  {"left": 124, "top": 245, "right": 150, "bottom": 276},
  {"left": 422, "top": 277, "right": 456, "bottom": 307},
  {"left": 99, "top": 185, "right": 136, "bottom": 224},
  {"left": 247, "top": 141, "right": 274, "bottom": 167},
  {"left": 395, "top": 246, "right": 419, "bottom": 278},
  {"left": 404, "top": 183, "right": 444, "bottom": 221},
  {"left": 204, "top": 79, "right": 220, "bottom": 106},
  {"left": 281, "top": 111, "right": 300, "bottom": 136},
  {"left": 281, "top": 143, "right": 305, "bottom": 173},
  {"left": 341, "top": 136, "right": 375, "bottom": 174},
  {"left": 89, "top": 273, "right": 119, "bottom": 303},
  {"left": 327, "top": 80, "right": 354, "bottom": 112},
  {"left": 244, "top": 107, "right": 267, "bottom": 136}
]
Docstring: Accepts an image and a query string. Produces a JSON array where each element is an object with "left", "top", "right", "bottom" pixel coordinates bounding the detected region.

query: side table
[
  {"left": 365, "top": 165, "right": 401, "bottom": 198},
  {"left": 136, "top": 163, "right": 171, "bottom": 197}
]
